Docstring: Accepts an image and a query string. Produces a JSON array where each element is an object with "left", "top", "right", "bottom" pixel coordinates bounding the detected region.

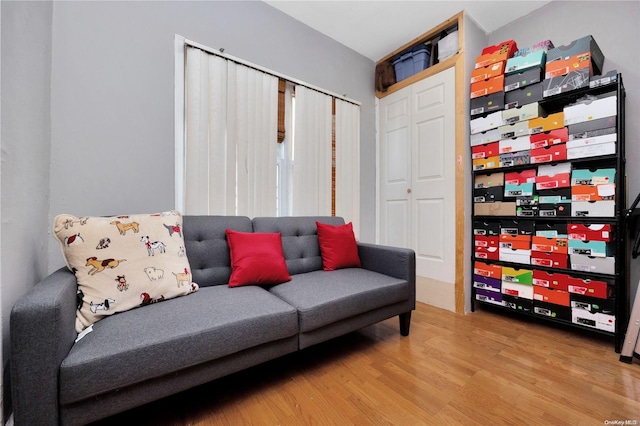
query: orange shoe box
[
  {"left": 470, "top": 75, "right": 505, "bottom": 99},
  {"left": 474, "top": 261, "right": 502, "bottom": 279}
]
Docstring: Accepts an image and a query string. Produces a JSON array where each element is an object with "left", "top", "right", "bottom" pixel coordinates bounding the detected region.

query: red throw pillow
[
  {"left": 316, "top": 221, "right": 361, "bottom": 271},
  {"left": 226, "top": 230, "right": 292, "bottom": 287}
]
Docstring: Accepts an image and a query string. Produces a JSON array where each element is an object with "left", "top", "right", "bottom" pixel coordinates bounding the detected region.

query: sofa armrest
[
  {"left": 357, "top": 242, "right": 416, "bottom": 309},
  {"left": 10, "top": 267, "right": 78, "bottom": 426}
]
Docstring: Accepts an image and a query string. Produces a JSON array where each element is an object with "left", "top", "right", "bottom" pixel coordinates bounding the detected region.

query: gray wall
[
  {"left": 0, "top": 0, "right": 53, "bottom": 416},
  {"left": 47, "top": 0, "right": 376, "bottom": 266},
  {"left": 488, "top": 0, "right": 640, "bottom": 306}
]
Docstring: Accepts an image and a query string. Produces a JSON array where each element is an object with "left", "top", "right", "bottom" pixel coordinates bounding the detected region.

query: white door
[
  {"left": 411, "top": 67, "right": 456, "bottom": 282},
  {"left": 379, "top": 67, "right": 456, "bottom": 299},
  {"left": 379, "top": 85, "right": 412, "bottom": 249}
]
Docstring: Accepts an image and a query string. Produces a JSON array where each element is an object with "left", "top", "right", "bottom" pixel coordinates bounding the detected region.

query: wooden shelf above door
[{"left": 376, "top": 11, "right": 464, "bottom": 99}]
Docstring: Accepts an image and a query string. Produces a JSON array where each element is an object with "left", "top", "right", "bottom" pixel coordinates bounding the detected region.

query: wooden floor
[{"left": 92, "top": 302, "right": 640, "bottom": 425}]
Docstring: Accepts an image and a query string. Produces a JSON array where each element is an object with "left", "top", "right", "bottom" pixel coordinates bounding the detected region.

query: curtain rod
[{"left": 182, "top": 36, "right": 361, "bottom": 107}]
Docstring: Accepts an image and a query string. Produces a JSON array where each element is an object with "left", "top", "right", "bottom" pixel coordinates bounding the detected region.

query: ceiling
[{"left": 264, "top": 1, "right": 552, "bottom": 62}]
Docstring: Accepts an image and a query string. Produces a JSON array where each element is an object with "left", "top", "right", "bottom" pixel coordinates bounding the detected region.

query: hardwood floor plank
[{"left": 92, "top": 302, "right": 640, "bottom": 425}]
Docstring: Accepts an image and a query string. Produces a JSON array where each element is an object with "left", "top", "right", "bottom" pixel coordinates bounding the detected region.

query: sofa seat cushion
[
  {"left": 268, "top": 268, "right": 410, "bottom": 333},
  {"left": 59, "top": 285, "right": 298, "bottom": 405}
]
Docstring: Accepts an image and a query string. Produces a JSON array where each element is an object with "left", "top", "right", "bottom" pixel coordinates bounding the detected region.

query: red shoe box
[
  {"left": 530, "top": 128, "right": 569, "bottom": 149},
  {"left": 475, "top": 40, "right": 518, "bottom": 69},
  {"left": 530, "top": 143, "right": 567, "bottom": 164},
  {"left": 534, "top": 286, "right": 571, "bottom": 307},
  {"left": 567, "top": 276, "right": 611, "bottom": 299},
  {"left": 532, "top": 270, "right": 571, "bottom": 291}
]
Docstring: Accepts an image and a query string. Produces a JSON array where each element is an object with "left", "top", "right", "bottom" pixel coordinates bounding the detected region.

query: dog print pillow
[{"left": 54, "top": 210, "right": 198, "bottom": 333}]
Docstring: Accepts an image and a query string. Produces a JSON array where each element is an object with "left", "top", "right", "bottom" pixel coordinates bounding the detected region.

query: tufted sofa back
[
  {"left": 183, "top": 215, "right": 252, "bottom": 287},
  {"left": 183, "top": 216, "right": 346, "bottom": 287},
  {"left": 252, "top": 216, "right": 345, "bottom": 275}
]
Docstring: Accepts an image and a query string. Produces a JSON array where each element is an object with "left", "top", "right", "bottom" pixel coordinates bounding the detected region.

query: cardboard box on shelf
[
  {"left": 474, "top": 260, "right": 502, "bottom": 279},
  {"left": 502, "top": 294, "right": 533, "bottom": 312},
  {"left": 563, "top": 94, "right": 617, "bottom": 125},
  {"left": 473, "top": 274, "right": 501, "bottom": 292},
  {"left": 530, "top": 143, "right": 567, "bottom": 164},
  {"left": 545, "top": 35, "right": 604, "bottom": 76},
  {"left": 506, "top": 49, "right": 546, "bottom": 75},
  {"left": 476, "top": 288, "right": 504, "bottom": 305},
  {"left": 545, "top": 52, "right": 592, "bottom": 79},
  {"left": 531, "top": 250, "right": 568, "bottom": 269},
  {"left": 536, "top": 163, "right": 571, "bottom": 189},
  {"left": 470, "top": 110, "right": 505, "bottom": 134},
  {"left": 570, "top": 293, "right": 615, "bottom": 314},
  {"left": 473, "top": 156, "right": 500, "bottom": 171},
  {"left": 503, "top": 103, "right": 544, "bottom": 126},
  {"left": 542, "top": 68, "right": 590, "bottom": 98},
  {"left": 498, "top": 120, "right": 530, "bottom": 139},
  {"left": 568, "top": 116, "right": 616, "bottom": 140},
  {"left": 571, "top": 167, "right": 615, "bottom": 186},
  {"left": 532, "top": 270, "right": 571, "bottom": 291},
  {"left": 499, "top": 136, "right": 531, "bottom": 154},
  {"left": 502, "top": 267, "right": 534, "bottom": 284},
  {"left": 470, "top": 91, "right": 505, "bottom": 117},
  {"left": 474, "top": 172, "right": 504, "bottom": 189},
  {"left": 571, "top": 200, "right": 616, "bottom": 217},
  {"left": 474, "top": 220, "right": 501, "bottom": 236},
  {"left": 567, "top": 133, "right": 616, "bottom": 160},
  {"left": 475, "top": 245, "right": 499, "bottom": 261},
  {"left": 571, "top": 180, "right": 615, "bottom": 202},
  {"left": 470, "top": 128, "right": 501, "bottom": 146},
  {"left": 500, "top": 219, "right": 535, "bottom": 236},
  {"left": 567, "top": 276, "right": 611, "bottom": 299},
  {"left": 504, "top": 169, "right": 536, "bottom": 185},
  {"left": 567, "top": 224, "right": 612, "bottom": 242},
  {"left": 502, "top": 281, "right": 534, "bottom": 300},
  {"left": 499, "top": 247, "right": 531, "bottom": 264},
  {"left": 504, "top": 67, "right": 544, "bottom": 92},
  {"left": 474, "top": 186, "right": 504, "bottom": 203},
  {"left": 475, "top": 40, "right": 518, "bottom": 69},
  {"left": 475, "top": 201, "right": 517, "bottom": 216},
  {"left": 513, "top": 40, "right": 554, "bottom": 58},
  {"left": 499, "top": 233, "right": 532, "bottom": 250},
  {"left": 470, "top": 74, "right": 505, "bottom": 99},
  {"left": 470, "top": 61, "right": 505, "bottom": 84},
  {"left": 529, "top": 112, "right": 565, "bottom": 134},
  {"left": 499, "top": 151, "right": 530, "bottom": 168},
  {"left": 590, "top": 70, "right": 618, "bottom": 89},
  {"left": 532, "top": 235, "right": 569, "bottom": 254},
  {"left": 472, "top": 142, "right": 500, "bottom": 160},
  {"left": 567, "top": 239, "right": 610, "bottom": 257},
  {"left": 570, "top": 254, "right": 615, "bottom": 275},
  {"left": 534, "top": 286, "right": 571, "bottom": 307},
  {"left": 535, "top": 222, "right": 568, "bottom": 238},
  {"left": 571, "top": 308, "right": 615, "bottom": 332},
  {"left": 504, "top": 84, "right": 544, "bottom": 110},
  {"left": 530, "top": 128, "right": 569, "bottom": 149},
  {"left": 534, "top": 301, "right": 571, "bottom": 321}
]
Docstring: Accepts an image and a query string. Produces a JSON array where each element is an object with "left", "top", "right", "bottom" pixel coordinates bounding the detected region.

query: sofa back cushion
[
  {"left": 252, "top": 216, "right": 345, "bottom": 275},
  {"left": 183, "top": 216, "right": 252, "bottom": 287}
]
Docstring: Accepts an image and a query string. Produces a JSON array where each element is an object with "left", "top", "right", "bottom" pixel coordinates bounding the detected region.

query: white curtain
[
  {"left": 335, "top": 99, "right": 361, "bottom": 237},
  {"left": 291, "top": 86, "right": 333, "bottom": 216},
  {"left": 184, "top": 46, "right": 278, "bottom": 216}
]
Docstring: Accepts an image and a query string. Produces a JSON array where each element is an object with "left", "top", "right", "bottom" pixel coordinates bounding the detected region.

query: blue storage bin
[{"left": 392, "top": 44, "right": 431, "bottom": 82}]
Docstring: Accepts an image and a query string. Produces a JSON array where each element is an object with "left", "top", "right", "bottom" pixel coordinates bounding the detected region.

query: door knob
[{"left": 407, "top": 188, "right": 412, "bottom": 194}]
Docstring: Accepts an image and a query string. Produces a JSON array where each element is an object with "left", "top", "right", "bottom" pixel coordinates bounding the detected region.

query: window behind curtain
[
  {"left": 179, "top": 39, "right": 360, "bottom": 227},
  {"left": 184, "top": 46, "right": 278, "bottom": 217}
]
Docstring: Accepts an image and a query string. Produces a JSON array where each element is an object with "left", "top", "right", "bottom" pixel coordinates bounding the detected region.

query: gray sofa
[{"left": 10, "top": 216, "right": 415, "bottom": 425}]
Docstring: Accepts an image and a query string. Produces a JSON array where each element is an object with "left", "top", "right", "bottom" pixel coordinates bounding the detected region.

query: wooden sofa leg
[{"left": 399, "top": 311, "right": 411, "bottom": 336}]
